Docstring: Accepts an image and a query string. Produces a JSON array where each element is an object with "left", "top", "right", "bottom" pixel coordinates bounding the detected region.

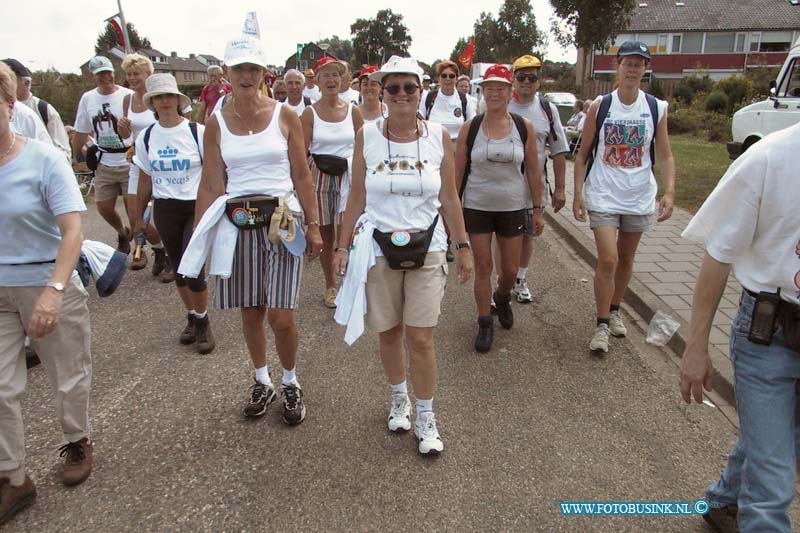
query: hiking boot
[
  {"left": 414, "top": 412, "right": 444, "bottom": 456},
  {"left": 513, "top": 278, "right": 533, "bottom": 303},
  {"left": 179, "top": 314, "right": 196, "bottom": 345},
  {"left": 387, "top": 394, "right": 412, "bottom": 433},
  {"left": 493, "top": 290, "right": 514, "bottom": 329},
  {"left": 130, "top": 245, "right": 148, "bottom": 270},
  {"left": 244, "top": 380, "right": 276, "bottom": 418},
  {"left": 281, "top": 383, "right": 307, "bottom": 426},
  {"left": 151, "top": 248, "right": 167, "bottom": 276},
  {"left": 59, "top": 437, "right": 93, "bottom": 486},
  {"left": 194, "top": 315, "right": 215, "bottom": 355},
  {"left": 475, "top": 315, "right": 494, "bottom": 353},
  {"left": 0, "top": 476, "right": 36, "bottom": 526},
  {"left": 702, "top": 504, "right": 739, "bottom": 532},
  {"left": 589, "top": 324, "right": 610, "bottom": 353},
  {"left": 609, "top": 310, "right": 628, "bottom": 337},
  {"left": 117, "top": 228, "right": 131, "bottom": 255},
  {"left": 324, "top": 287, "right": 338, "bottom": 309},
  {"left": 24, "top": 345, "right": 40, "bottom": 369}
]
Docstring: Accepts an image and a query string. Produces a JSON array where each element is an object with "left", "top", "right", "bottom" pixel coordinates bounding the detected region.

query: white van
[{"left": 728, "top": 39, "right": 800, "bottom": 159}]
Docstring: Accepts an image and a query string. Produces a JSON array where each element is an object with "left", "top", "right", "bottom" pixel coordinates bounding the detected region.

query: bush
[
  {"left": 668, "top": 109, "right": 702, "bottom": 134},
  {"left": 647, "top": 77, "right": 666, "bottom": 100},
  {"left": 684, "top": 73, "right": 715, "bottom": 95},
  {"left": 705, "top": 91, "right": 729, "bottom": 113},
  {"left": 704, "top": 113, "right": 732, "bottom": 142},
  {"left": 716, "top": 75, "right": 753, "bottom": 111},
  {"left": 673, "top": 83, "right": 695, "bottom": 105}
]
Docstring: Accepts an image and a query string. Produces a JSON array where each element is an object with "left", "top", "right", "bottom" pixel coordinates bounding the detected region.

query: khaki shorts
[
  {"left": 365, "top": 251, "right": 448, "bottom": 332},
  {"left": 94, "top": 163, "right": 130, "bottom": 202},
  {"left": 588, "top": 211, "right": 654, "bottom": 233}
]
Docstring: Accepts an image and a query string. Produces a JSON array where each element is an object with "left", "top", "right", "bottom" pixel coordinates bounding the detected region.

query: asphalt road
[{"left": 7, "top": 200, "right": 798, "bottom": 532}]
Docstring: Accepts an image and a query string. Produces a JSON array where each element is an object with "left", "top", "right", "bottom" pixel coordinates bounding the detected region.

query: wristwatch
[
  {"left": 455, "top": 242, "right": 471, "bottom": 250},
  {"left": 46, "top": 282, "right": 65, "bottom": 292}
]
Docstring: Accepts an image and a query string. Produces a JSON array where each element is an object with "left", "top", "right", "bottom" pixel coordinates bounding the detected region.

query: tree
[
  {"left": 549, "top": 0, "right": 636, "bottom": 51},
  {"left": 350, "top": 9, "right": 412, "bottom": 67},
  {"left": 317, "top": 36, "right": 354, "bottom": 63},
  {"left": 473, "top": 12, "right": 502, "bottom": 63},
  {"left": 95, "top": 22, "right": 151, "bottom": 54}
]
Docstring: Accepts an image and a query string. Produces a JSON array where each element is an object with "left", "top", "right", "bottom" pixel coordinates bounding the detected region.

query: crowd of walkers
[{"left": 2, "top": 33, "right": 798, "bottom": 532}]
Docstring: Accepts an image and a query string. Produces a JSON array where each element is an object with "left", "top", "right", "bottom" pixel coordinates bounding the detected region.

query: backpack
[
  {"left": 585, "top": 92, "right": 659, "bottom": 180},
  {"left": 537, "top": 93, "right": 558, "bottom": 142},
  {"left": 36, "top": 98, "right": 49, "bottom": 127},
  {"left": 142, "top": 122, "right": 203, "bottom": 164},
  {"left": 425, "top": 90, "right": 468, "bottom": 122},
  {"left": 461, "top": 112, "right": 529, "bottom": 198}
]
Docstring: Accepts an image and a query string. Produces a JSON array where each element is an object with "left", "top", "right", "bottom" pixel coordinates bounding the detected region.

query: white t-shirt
[
  {"left": 11, "top": 101, "right": 52, "bottom": 146},
  {"left": 21, "top": 95, "right": 70, "bottom": 160},
  {"left": 303, "top": 85, "right": 321, "bottom": 102},
  {"left": 284, "top": 98, "right": 308, "bottom": 116},
  {"left": 74, "top": 86, "right": 134, "bottom": 167},
  {"left": 422, "top": 90, "right": 476, "bottom": 140},
  {"left": 583, "top": 90, "right": 668, "bottom": 215},
  {"left": 133, "top": 120, "right": 205, "bottom": 201},
  {"left": 338, "top": 88, "right": 360, "bottom": 106},
  {"left": 682, "top": 123, "right": 800, "bottom": 306}
]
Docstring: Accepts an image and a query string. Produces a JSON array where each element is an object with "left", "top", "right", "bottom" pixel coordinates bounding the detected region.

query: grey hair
[{"left": 283, "top": 69, "right": 304, "bottom": 82}]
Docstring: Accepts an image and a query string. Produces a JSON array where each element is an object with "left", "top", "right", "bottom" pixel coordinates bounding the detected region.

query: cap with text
[{"left": 224, "top": 36, "right": 268, "bottom": 68}]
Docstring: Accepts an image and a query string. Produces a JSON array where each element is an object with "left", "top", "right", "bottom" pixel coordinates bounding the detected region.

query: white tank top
[
  {"left": 128, "top": 95, "right": 156, "bottom": 140},
  {"left": 215, "top": 102, "right": 300, "bottom": 211},
  {"left": 308, "top": 103, "right": 355, "bottom": 158},
  {"left": 362, "top": 120, "right": 447, "bottom": 256},
  {"left": 584, "top": 89, "right": 665, "bottom": 215}
]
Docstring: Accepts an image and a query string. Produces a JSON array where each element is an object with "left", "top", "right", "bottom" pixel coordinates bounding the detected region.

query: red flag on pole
[
  {"left": 105, "top": 14, "right": 128, "bottom": 51},
  {"left": 458, "top": 38, "right": 476, "bottom": 70}
]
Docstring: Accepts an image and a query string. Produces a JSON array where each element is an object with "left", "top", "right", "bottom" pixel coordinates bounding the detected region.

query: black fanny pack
[
  {"left": 312, "top": 154, "right": 348, "bottom": 176},
  {"left": 85, "top": 145, "right": 102, "bottom": 171},
  {"left": 778, "top": 303, "right": 800, "bottom": 354},
  {"left": 373, "top": 215, "right": 439, "bottom": 270},
  {"left": 225, "top": 196, "right": 278, "bottom": 230}
]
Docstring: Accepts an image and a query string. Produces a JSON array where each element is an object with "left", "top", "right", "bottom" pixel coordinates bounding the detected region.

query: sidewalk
[{"left": 545, "top": 164, "right": 738, "bottom": 405}]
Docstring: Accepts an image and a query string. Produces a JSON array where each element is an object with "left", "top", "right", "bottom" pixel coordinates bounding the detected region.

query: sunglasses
[
  {"left": 384, "top": 82, "right": 420, "bottom": 96},
  {"left": 440, "top": 73, "right": 457, "bottom": 79},
  {"left": 515, "top": 74, "right": 539, "bottom": 83}
]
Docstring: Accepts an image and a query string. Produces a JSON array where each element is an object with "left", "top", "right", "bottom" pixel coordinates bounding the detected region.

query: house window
[
  {"left": 704, "top": 32, "right": 735, "bottom": 53},
  {"left": 778, "top": 59, "right": 800, "bottom": 97},
  {"left": 185, "top": 72, "right": 194, "bottom": 82},
  {"left": 299, "top": 60, "right": 309, "bottom": 71},
  {"left": 682, "top": 33, "right": 703, "bottom": 53},
  {"left": 671, "top": 35, "right": 682, "bottom": 54},
  {"left": 310, "top": 51, "right": 315, "bottom": 59},
  {"left": 759, "top": 31, "right": 793, "bottom": 53},
  {"left": 735, "top": 33, "right": 747, "bottom": 52},
  {"left": 749, "top": 33, "right": 761, "bottom": 52},
  {"left": 657, "top": 34, "right": 668, "bottom": 54},
  {"left": 636, "top": 33, "right": 659, "bottom": 51},
  {"left": 601, "top": 33, "right": 634, "bottom": 54}
]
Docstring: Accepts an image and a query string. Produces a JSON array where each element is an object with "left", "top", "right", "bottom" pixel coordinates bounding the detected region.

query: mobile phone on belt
[{"left": 748, "top": 290, "right": 781, "bottom": 345}]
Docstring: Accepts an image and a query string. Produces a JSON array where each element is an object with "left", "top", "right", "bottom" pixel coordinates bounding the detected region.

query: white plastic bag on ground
[{"left": 646, "top": 310, "right": 681, "bottom": 346}]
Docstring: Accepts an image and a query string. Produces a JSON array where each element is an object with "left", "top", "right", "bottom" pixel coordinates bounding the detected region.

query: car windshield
[{"left": 545, "top": 92, "right": 577, "bottom": 105}]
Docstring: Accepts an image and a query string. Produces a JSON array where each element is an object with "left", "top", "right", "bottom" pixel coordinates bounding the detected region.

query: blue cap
[
  {"left": 617, "top": 41, "right": 651, "bottom": 60},
  {"left": 280, "top": 220, "right": 307, "bottom": 257}
]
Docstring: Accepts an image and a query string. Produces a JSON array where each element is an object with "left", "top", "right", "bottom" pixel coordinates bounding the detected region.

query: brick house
[
  {"left": 284, "top": 43, "right": 336, "bottom": 73},
  {"left": 577, "top": 0, "right": 800, "bottom": 84},
  {"left": 82, "top": 47, "right": 221, "bottom": 86}
]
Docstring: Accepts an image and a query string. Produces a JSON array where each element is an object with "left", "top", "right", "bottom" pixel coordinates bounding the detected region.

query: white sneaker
[
  {"left": 514, "top": 278, "right": 533, "bottom": 303},
  {"left": 589, "top": 324, "right": 610, "bottom": 353},
  {"left": 387, "top": 395, "right": 412, "bottom": 432},
  {"left": 609, "top": 310, "right": 627, "bottom": 337},
  {"left": 414, "top": 412, "right": 444, "bottom": 455}
]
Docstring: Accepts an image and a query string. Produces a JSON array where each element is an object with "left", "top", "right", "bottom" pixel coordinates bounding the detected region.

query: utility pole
[{"left": 117, "top": 0, "right": 132, "bottom": 52}]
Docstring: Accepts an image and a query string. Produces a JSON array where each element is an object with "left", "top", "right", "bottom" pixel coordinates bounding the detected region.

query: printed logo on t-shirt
[
  {"left": 93, "top": 103, "right": 125, "bottom": 150},
  {"left": 602, "top": 121, "right": 646, "bottom": 168},
  {"left": 454, "top": 107, "right": 462, "bottom": 118},
  {"left": 150, "top": 145, "right": 192, "bottom": 186}
]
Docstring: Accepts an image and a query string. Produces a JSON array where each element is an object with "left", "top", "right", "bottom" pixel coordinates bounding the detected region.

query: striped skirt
[
  {"left": 309, "top": 155, "right": 343, "bottom": 226},
  {"left": 215, "top": 223, "right": 304, "bottom": 310}
]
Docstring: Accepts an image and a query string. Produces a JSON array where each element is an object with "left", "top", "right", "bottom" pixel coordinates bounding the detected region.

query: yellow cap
[{"left": 512, "top": 55, "right": 542, "bottom": 72}]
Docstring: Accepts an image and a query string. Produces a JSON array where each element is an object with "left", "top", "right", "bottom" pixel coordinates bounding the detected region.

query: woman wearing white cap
[
  {"left": 131, "top": 74, "right": 214, "bottom": 355},
  {"left": 573, "top": 40, "right": 675, "bottom": 354},
  {"left": 300, "top": 56, "right": 363, "bottom": 308},
  {"left": 333, "top": 56, "right": 473, "bottom": 456},
  {"left": 454, "top": 64, "right": 543, "bottom": 353},
  {"left": 193, "top": 36, "right": 323, "bottom": 425}
]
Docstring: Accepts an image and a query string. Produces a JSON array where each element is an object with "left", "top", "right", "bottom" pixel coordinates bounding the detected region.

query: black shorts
[
  {"left": 463, "top": 208, "right": 526, "bottom": 238},
  {"left": 152, "top": 198, "right": 206, "bottom": 291}
]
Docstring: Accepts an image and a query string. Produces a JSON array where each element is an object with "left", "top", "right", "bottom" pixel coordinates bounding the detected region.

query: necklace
[
  {"left": 0, "top": 134, "right": 16, "bottom": 160},
  {"left": 232, "top": 99, "right": 257, "bottom": 135},
  {"left": 387, "top": 119, "right": 419, "bottom": 140}
]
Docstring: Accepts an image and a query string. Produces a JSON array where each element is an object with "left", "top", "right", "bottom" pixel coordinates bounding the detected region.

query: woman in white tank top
[
  {"left": 572, "top": 41, "right": 676, "bottom": 354},
  {"left": 300, "top": 56, "right": 364, "bottom": 308},
  {"left": 333, "top": 56, "right": 473, "bottom": 457},
  {"left": 194, "top": 36, "right": 323, "bottom": 425},
  {"left": 357, "top": 65, "right": 386, "bottom": 125}
]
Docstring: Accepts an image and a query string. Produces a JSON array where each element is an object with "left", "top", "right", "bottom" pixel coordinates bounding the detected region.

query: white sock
[
  {"left": 2, "top": 466, "right": 25, "bottom": 487},
  {"left": 517, "top": 267, "right": 527, "bottom": 280},
  {"left": 391, "top": 380, "right": 408, "bottom": 397},
  {"left": 254, "top": 365, "right": 272, "bottom": 386},
  {"left": 191, "top": 310, "right": 208, "bottom": 319},
  {"left": 416, "top": 398, "right": 433, "bottom": 415},
  {"left": 151, "top": 242, "right": 164, "bottom": 249},
  {"left": 282, "top": 367, "right": 298, "bottom": 386}
]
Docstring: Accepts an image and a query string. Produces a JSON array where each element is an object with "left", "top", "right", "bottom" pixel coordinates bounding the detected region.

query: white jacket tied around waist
[
  {"left": 177, "top": 195, "right": 238, "bottom": 279},
  {"left": 334, "top": 213, "right": 376, "bottom": 345}
]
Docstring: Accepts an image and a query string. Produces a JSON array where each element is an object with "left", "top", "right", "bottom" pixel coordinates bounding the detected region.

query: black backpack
[
  {"left": 425, "top": 90, "right": 468, "bottom": 122},
  {"left": 36, "top": 99, "right": 49, "bottom": 127},
  {"left": 584, "top": 92, "right": 659, "bottom": 180},
  {"left": 142, "top": 122, "right": 203, "bottom": 164},
  {"left": 461, "top": 112, "right": 529, "bottom": 198}
]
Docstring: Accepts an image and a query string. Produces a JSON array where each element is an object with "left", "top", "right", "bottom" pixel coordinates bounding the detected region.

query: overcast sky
[{"left": 3, "top": 0, "right": 576, "bottom": 73}]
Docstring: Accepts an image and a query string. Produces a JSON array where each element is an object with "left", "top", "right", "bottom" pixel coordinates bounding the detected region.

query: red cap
[
  {"left": 480, "top": 64, "right": 513, "bottom": 85},
  {"left": 358, "top": 65, "right": 379, "bottom": 79},
  {"left": 313, "top": 56, "right": 345, "bottom": 76}
]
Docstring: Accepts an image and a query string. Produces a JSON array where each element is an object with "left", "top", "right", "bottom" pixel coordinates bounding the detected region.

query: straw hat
[{"left": 142, "top": 74, "right": 191, "bottom": 111}]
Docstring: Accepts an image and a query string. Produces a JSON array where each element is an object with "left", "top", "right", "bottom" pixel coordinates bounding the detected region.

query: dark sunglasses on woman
[
  {"left": 384, "top": 82, "right": 420, "bottom": 96},
  {"left": 440, "top": 73, "right": 457, "bottom": 79}
]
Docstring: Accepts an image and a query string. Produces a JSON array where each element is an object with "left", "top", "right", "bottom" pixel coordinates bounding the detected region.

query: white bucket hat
[
  {"left": 369, "top": 56, "right": 424, "bottom": 85},
  {"left": 224, "top": 36, "right": 268, "bottom": 69},
  {"left": 143, "top": 74, "right": 191, "bottom": 111}
]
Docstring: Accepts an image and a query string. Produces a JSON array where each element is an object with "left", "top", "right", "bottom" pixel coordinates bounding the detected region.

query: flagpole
[{"left": 117, "top": 0, "right": 132, "bottom": 52}]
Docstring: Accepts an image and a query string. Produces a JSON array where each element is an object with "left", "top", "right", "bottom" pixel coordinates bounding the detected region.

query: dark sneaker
[
  {"left": 244, "top": 380, "right": 276, "bottom": 417},
  {"left": 151, "top": 248, "right": 167, "bottom": 276},
  {"left": 194, "top": 315, "right": 215, "bottom": 354},
  {"left": 281, "top": 383, "right": 307, "bottom": 426},
  {"left": 25, "top": 345, "right": 40, "bottom": 369},
  {"left": 59, "top": 437, "right": 93, "bottom": 486},
  {"left": 117, "top": 228, "right": 131, "bottom": 255},
  {"left": 0, "top": 476, "right": 36, "bottom": 525},
  {"left": 702, "top": 504, "right": 739, "bottom": 532},
  {"left": 179, "top": 314, "right": 196, "bottom": 345},
  {"left": 475, "top": 315, "right": 494, "bottom": 353},
  {"left": 493, "top": 290, "right": 514, "bottom": 329}
]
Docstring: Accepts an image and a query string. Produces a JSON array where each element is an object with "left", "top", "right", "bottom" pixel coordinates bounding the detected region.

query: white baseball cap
[
  {"left": 89, "top": 56, "right": 114, "bottom": 74},
  {"left": 369, "top": 56, "right": 424, "bottom": 85},
  {"left": 224, "top": 36, "right": 267, "bottom": 68}
]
